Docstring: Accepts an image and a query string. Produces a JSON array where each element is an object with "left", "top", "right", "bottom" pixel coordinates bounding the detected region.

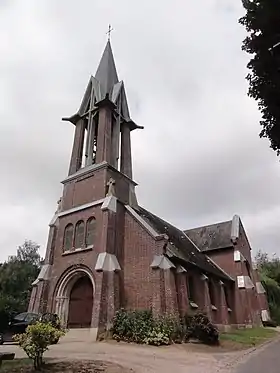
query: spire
[{"left": 95, "top": 40, "right": 119, "bottom": 98}]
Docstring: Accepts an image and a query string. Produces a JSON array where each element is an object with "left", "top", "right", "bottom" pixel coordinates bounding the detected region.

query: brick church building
[{"left": 28, "top": 40, "right": 270, "bottom": 339}]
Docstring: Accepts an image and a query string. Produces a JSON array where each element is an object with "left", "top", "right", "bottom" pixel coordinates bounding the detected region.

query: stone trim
[
  {"left": 150, "top": 255, "right": 175, "bottom": 270},
  {"left": 55, "top": 267, "right": 95, "bottom": 327},
  {"left": 237, "top": 275, "right": 255, "bottom": 289},
  {"left": 125, "top": 205, "right": 166, "bottom": 240},
  {"left": 62, "top": 246, "right": 93, "bottom": 256},
  {"left": 261, "top": 309, "right": 270, "bottom": 322},
  {"left": 95, "top": 253, "right": 121, "bottom": 272},
  {"left": 62, "top": 161, "right": 108, "bottom": 184},
  {"left": 49, "top": 213, "right": 59, "bottom": 227},
  {"left": 256, "top": 281, "right": 266, "bottom": 294},
  {"left": 101, "top": 195, "right": 117, "bottom": 212},
  {"left": 176, "top": 265, "right": 187, "bottom": 273},
  {"left": 231, "top": 215, "right": 240, "bottom": 244},
  {"left": 234, "top": 249, "right": 246, "bottom": 262},
  {"left": 62, "top": 160, "right": 138, "bottom": 186},
  {"left": 190, "top": 301, "right": 199, "bottom": 309},
  {"left": 57, "top": 199, "right": 104, "bottom": 218},
  {"left": 32, "top": 264, "right": 52, "bottom": 286}
]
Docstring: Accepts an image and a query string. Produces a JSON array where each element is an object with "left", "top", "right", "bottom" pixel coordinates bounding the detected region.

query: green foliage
[
  {"left": 14, "top": 322, "right": 65, "bottom": 370},
  {"left": 111, "top": 309, "right": 219, "bottom": 346},
  {"left": 185, "top": 312, "right": 219, "bottom": 345},
  {"left": 239, "top": 0, "right": 280, "bottom": 155},
  {"left": 111, "top": 308, "right": 154, "bottom": 343},
  {"left": 0, "top": 240, "right": 41, "bottom": 331},
  {"left": 255, "top": 250, "right": 280, "bottom": 324}
]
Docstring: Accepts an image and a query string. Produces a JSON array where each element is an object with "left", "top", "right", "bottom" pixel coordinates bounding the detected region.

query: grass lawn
[
  {"left": 220, "top": 327, "right": 279, "bottom": 347},
  {"left": 1, "top": 358, "right": 131, "bottom": 372},
  {"left": 1, "top": 358, "right": 32, "bottom": 372}
]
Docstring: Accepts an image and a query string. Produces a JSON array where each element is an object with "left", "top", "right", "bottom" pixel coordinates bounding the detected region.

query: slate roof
[
  {"left": 137, "top": 207, "right": 233, "bottom": 282},
  {"left": 185, "top": 221, "right": 233, "bottom": 252},
  {"left": 95, "top": 40, "right": 119, "bottom": 99}
]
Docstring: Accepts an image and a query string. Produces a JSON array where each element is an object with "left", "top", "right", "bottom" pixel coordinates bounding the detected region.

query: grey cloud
[{"left": 0, "top": 0, "right": 280, "bottom": 262}]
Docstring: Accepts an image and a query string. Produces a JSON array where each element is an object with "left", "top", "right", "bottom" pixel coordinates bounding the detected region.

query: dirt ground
[{"left": 1, "top": 337, "right": 278, "bottom": 373}]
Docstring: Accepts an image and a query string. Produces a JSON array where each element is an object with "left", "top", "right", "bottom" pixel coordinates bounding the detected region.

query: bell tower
[
  {"left": 28, "top": 40, "right": 143, "bottom": 339},
  {"left": 62, "top": 40, "right": 142, "bottom": 207}
]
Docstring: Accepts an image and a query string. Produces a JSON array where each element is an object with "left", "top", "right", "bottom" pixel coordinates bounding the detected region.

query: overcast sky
[{"left": 0, "top": 0, "right": 279, "bottom": 262}]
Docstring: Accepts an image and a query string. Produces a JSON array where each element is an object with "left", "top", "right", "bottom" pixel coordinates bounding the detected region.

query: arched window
[
  {"left": 86, "top": 217, "right": 96, "bottom": 246},
  {"left": 74, "top": 221, "right": 85, "bottom": 249},
  {"left": 63, "top": 224, "right": 74, "bottom": 251}
]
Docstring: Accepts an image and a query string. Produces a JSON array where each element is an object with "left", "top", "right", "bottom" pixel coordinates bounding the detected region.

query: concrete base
[
  {"left": 216, "top": 324, "right": 231, "bottom": 332},
  {"left": 61, "top": 328, "right": 98, "bottom": 343}
]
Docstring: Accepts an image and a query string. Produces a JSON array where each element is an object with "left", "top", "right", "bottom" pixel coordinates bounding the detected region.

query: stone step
[{"left": 61, "top": 328, "right": 97, "bottom": 343}]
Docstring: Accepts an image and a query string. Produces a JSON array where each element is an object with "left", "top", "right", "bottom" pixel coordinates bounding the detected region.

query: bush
[
  {"left": 14, "top": 322, "right": 66, "bottom": 370},
  {"left": 263, "top": 319, "right": 277, "bottom": 328},
  {"left": 185, "top": 312, "right": 219, "bottom": 345},
  {"left": 112, "top": 308, "right": 153, "bottom": 343},
  {"left": 111, "top": 309, "right": 219, "bottom": 346}
]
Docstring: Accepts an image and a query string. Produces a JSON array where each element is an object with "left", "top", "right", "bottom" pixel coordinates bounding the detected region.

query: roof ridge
[{"left": 185, "top": 219, "right": 232, "bottom": 232}]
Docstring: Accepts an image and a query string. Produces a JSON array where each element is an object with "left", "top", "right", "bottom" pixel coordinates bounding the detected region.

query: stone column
[
  {"left": 120, "top": 123, "right": 132, "bottom": 179},
  {"left": 163, "top": 269, "right": 178, "bottom": 315},
  {"left": 219, "top": 281, "right": 229, "bottom": 328},
  {"left": 150, "top": 255, "right": 178, "bottom": 316},
  {"left": 91, "top": 193, "right": 122, "bottom": 338},
  {"left": 68, "top": 119, "right": 85, "bottom": 175},
  {"left": 176, "top": 267, "right": 188, "bottom": 317},
  {"left": 201, "top": 275, "right": 212, "bottom": 321},
  {"left": 55, "top": 296, "right": 68, "bottom": 327}
]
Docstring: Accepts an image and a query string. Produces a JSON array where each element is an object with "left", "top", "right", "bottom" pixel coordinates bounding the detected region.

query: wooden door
[{"left": 68, "top": 276, "right": 93, "bottom": 328}]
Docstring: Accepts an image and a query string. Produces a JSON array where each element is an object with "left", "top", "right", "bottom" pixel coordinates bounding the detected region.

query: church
[{"left": 28, "top": 40, "right": 270, "bottom": 340}]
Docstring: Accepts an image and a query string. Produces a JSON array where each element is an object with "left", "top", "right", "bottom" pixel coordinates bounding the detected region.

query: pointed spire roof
[
  {"left": 63, "top": 40, "right": 144, "bottom": 131},
  {"left": 95, "top": 40, "right": 119, "bottom": 97}
]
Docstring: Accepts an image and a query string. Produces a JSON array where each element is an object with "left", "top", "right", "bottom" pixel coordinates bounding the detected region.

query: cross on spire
[{"left": 106, "top": 24, "right": 114, "bottom": 40}]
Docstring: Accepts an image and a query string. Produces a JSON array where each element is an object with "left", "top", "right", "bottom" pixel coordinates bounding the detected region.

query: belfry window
[
  {"left": 86, "top": 217, "right": 96, "bottom": 246},
  {"left": 63, "top": 224, "right": 74, "bottom": 251},
  {"left": 74, "top": 221, "right": 85, "bottom": 249}
]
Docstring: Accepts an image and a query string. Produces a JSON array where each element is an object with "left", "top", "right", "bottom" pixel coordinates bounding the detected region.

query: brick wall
[{"left": 123, "top": 211, "right": 165, "bottom": 310}]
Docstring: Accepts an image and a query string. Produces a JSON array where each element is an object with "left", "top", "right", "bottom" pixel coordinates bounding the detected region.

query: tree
[
  {"left": 239, "top": 0, "right": 280, "bottom": 155},
  {"left": 0, "top": 240, "right": 42, "bottom": 330},
  {"left": 255, "top": 250, "right": 280, "bottom": 323}
]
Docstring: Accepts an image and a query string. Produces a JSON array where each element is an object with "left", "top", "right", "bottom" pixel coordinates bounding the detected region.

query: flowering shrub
[
  {"left": 111, "top": 309, "right": 219, "bottom": 346},
  {"left": 14, "top": 322, "right": 66, "bottom": 370}
]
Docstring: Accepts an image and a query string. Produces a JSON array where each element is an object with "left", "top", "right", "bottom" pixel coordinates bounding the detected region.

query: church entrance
[{"left": 68, "top": 276, "right": 93, "bottom": 328}]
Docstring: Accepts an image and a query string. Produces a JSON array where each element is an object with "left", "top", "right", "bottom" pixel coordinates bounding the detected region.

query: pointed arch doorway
[{"left": 68, "top": 276, "right": 93, "bottom": 328}]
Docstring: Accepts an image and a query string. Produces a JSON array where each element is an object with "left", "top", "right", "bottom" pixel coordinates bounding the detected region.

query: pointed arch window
[
  {"left": 63, "top": 224, "right": 74, "bottom": 251},
  {"left": 74, "top": 221, "right": 85, "bottom": 249},
  {"left": 86, "top": 217, "right": 96, "bottom": 246}
]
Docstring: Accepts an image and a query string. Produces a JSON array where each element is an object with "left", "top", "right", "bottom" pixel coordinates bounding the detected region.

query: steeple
[
  {"left": 95, "top": 40, "right": 119, "bottom": 98},
  {"left": 63, "top": 40, "right": 143, "bottom": 179}
]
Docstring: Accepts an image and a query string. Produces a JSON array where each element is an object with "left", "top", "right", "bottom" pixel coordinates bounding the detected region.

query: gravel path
[{"left": 1, "top": 338, "right": 278, "bottom": 373}]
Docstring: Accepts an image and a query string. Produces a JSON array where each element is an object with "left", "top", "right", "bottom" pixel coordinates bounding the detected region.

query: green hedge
[
  {"left": 111, "top": 309, "right": 219, "bottom": 346},
  {"left": 261, "top": 273, "right": 280, "bottom": 324}
]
